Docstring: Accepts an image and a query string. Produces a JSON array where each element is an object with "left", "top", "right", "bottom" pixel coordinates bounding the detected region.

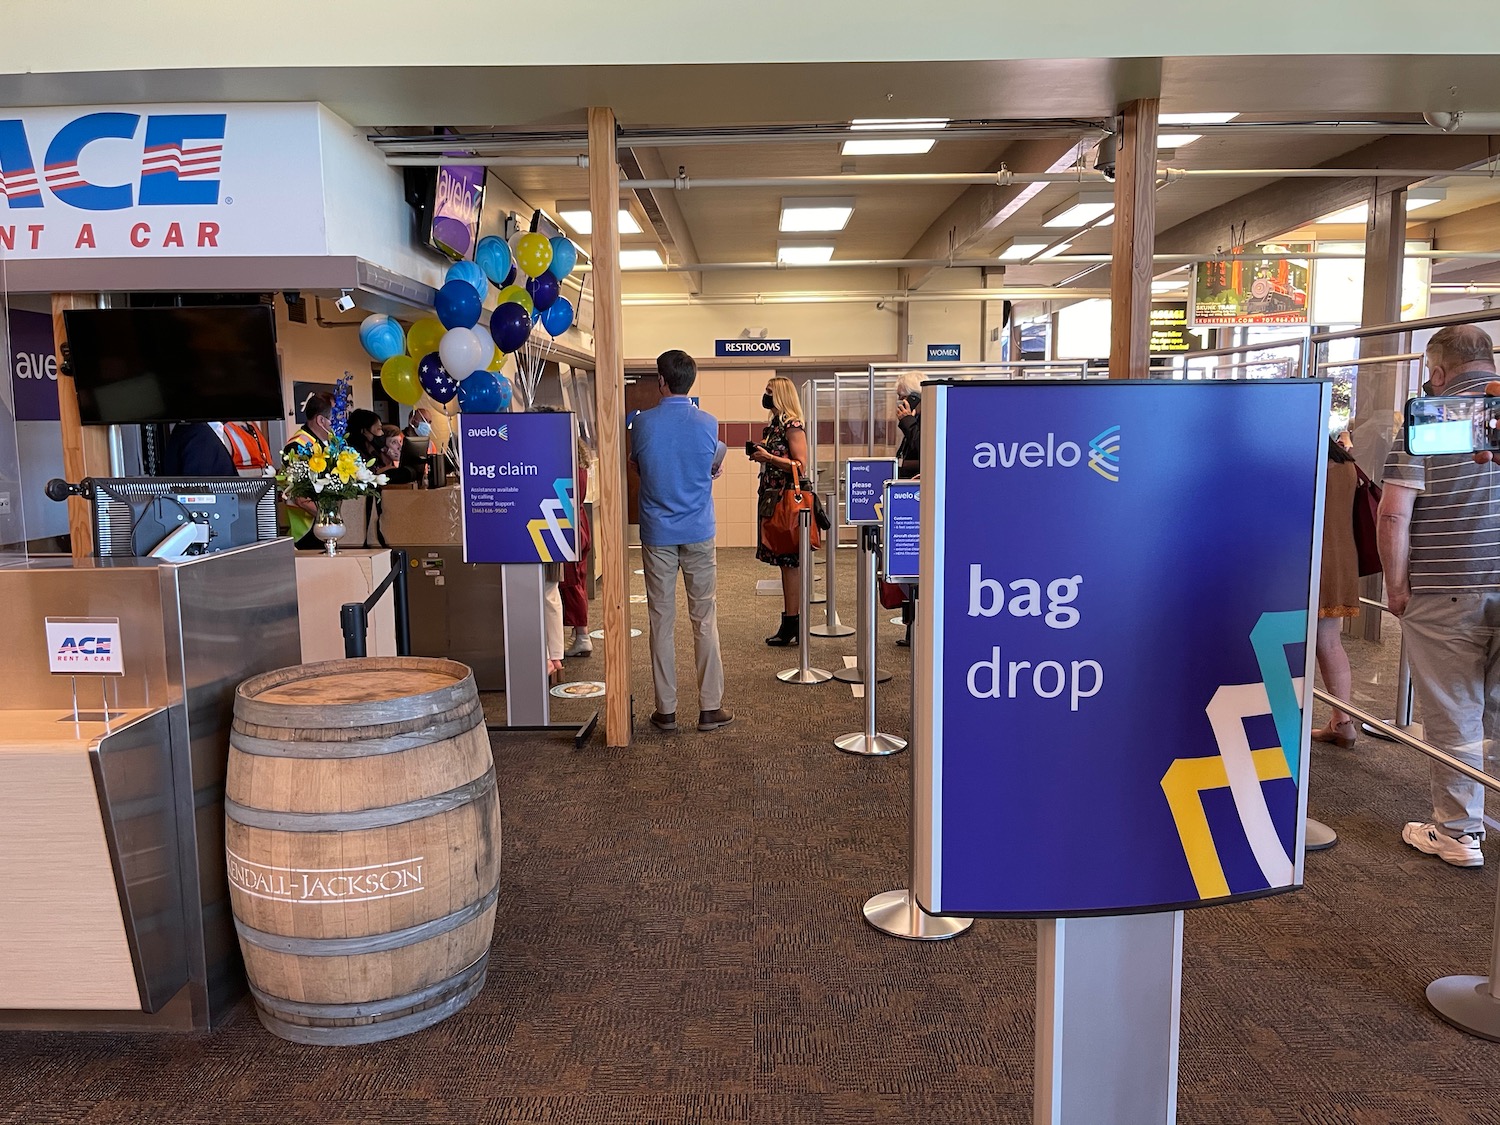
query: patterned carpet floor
[{"left": 2, "top": 547, "right": 1498, "bottom": 1124}]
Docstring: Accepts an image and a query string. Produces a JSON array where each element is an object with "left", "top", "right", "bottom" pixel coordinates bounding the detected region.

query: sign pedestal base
[
  {"left": 501, "top": 564, "right": 550, "bottom": 727},
  {"left": 862, "top": 888, "right": 971, "bottom": 941},
  {"left": 1306, "top": 818, "right": 1338, "bottom": 851},
  {"left": 1035, "top": 911, "right": 1183, "bottom": 1125}
]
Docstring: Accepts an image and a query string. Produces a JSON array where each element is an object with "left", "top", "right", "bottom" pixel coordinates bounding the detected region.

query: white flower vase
[{"left": 313, "top": 508, "right": 347, "bottom": 557}]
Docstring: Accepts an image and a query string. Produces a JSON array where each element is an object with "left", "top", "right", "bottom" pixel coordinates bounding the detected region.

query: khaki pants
[
  {"left": 1402, "top": 590, "right": 1500, "bottom": 838},
  {"left": 641, "top": 539, "right": 725, "bottom": 715}
]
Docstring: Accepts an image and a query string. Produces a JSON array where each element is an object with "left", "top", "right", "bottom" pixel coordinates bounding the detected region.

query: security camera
[
  {"left": 334, "top": 290, "right": 356, "bottom": 313},
  {"left": 1094, "top": 132, "right": 1118, "bottom": 182}
]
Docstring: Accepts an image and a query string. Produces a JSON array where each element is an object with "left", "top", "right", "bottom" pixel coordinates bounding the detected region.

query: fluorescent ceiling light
[
  {"left": 619, "top": 248, "right": 664, "bottom": 270},
  {"left": 850, "top": 118, "right": 950, "bottom": 130},
  {"left": 1316, "top": 188, "right": 1446, "bottom": 226},
  {"left": 557, "top": 202, "right": 643, "bottom": 236},
  {"left": 842, "top": 137, "right": 936, "bottom": 156},
  {"left": 1157, "top": 133, "right": 1202, "bottom": 149},
  {"left": 1035, "top": 242, "right": 1073, "bottom": 260},
  {"left": 1043, "top": 192, "right": 1115, "bottom": 229},
  {"left": 777, "top": 243, "right": 836, "bottom": 264},
  {"left": 999, "top": 241, "right": 1050, "bottom": 260},
  {"left": 779, "top": 197, "right": 854, "bottom": 232},
  {"left": 1151, "top": 279, "right": 1188, "bottom": 292},
  {"left": 1159, "top": 113, "right": 1239, "bottom": 125}
]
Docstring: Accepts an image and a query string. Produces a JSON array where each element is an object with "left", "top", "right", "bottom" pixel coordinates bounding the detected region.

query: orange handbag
[{"left": 759, "top": 462, "right": 821, "bottom": 556}]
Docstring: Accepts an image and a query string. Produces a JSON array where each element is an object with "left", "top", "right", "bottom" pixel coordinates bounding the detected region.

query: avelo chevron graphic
[{"left": 1088, "top": 425, "right": 1121, "bottom": 481}]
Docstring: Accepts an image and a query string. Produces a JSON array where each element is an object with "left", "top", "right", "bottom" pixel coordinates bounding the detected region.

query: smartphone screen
[{"left": 1405, "top": 396, "right": 1500, "bottom": 456}]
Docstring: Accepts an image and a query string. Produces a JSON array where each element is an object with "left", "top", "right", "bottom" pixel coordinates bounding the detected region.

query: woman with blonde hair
[{"left": 751, "top": 376, "right": 812, "bottom": 645}]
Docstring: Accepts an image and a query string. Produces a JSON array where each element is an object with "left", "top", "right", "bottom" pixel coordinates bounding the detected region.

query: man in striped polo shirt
[{"left": 1379, "top": 324, "right": 1500, "bottom": 869}]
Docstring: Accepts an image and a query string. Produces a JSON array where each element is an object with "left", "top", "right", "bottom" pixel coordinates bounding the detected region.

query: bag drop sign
[
  {"left": 917, "top": 379, "right": 1329, "bottom": 918},
  {"left": 45, "top": 617, "right": 124, "bottom": 674}
]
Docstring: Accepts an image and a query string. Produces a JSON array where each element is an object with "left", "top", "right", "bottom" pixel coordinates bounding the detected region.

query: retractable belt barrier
[{"left": 340, "top": 549, "right": 412, "bottom": 659}]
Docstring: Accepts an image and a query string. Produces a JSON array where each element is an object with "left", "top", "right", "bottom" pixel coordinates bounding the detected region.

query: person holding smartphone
[
  {"left": 1379, "top": 324, "right": 1500, "bottom": 869},
  {"left": 751, "top": 376, "right": 812, "bottom": 646}
]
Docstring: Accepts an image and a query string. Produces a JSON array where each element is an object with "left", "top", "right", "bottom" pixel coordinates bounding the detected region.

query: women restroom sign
[{"left": 915, "top": 379, "right": 1329, "bottom": 917}]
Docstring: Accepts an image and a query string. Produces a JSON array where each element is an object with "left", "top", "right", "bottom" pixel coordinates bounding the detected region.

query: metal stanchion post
[
  {"left": 833, "top": 526, "right": 891, "bottom": 685},
  {"left": 1364, "top": 637, "right": 1415, "bottom": 741},
  {"left": 862, "top": 579, "right": 972, "bottom": 940},
  {"left": 836, "top": 527, "right": 906, "bottom": 756},
  {"left": 1428, "top": 872, "right": 1500, "bottom": 1041},
  {"left": 778, "top": 510, "right": 831, "bottom": 685},
  {"left": 811, "top": 489, "right": 854, "bottom": 638}
]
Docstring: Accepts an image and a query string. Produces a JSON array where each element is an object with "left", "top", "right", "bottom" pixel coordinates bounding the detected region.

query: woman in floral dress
[{"left": 751, "top": 376, "right": 811, "bottom": 646}]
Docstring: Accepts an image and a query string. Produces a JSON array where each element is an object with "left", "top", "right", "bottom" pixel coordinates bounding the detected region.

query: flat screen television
[
  {"left": 64, "top": 306, "right": 284, "bottom": 425},
  {"left": 87, "top": 476, "right": 278, "bottom": 558}
]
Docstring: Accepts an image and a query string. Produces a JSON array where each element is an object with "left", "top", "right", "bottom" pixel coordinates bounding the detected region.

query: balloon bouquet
[{"left": 357, "top": 229, "right": 580, "bottom": 435}]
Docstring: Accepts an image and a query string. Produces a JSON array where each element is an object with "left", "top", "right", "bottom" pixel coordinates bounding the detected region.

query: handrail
[
  {"left": 1312, "top": 687, "right": 1499, "bottom": 795},
  {"left": 340, "top": 548, "right": 412, "bottom": 659}
]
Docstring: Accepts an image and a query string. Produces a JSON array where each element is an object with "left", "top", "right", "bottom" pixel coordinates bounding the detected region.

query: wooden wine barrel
[{"left": 225, "top": 657, "right": 500, "bottom": 1045}]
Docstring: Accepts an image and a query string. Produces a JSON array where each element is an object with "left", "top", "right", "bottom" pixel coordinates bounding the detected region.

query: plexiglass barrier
[{"left": 0, "top": 274, "right": 27, "bottom": 566}]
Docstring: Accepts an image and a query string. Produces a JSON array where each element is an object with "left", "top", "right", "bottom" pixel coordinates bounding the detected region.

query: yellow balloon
[
  {"left": 497, "top": 284, "right": 535, "bottom": 316},
  {"left": 486, "top": 346, "right": 506, "bottom": 373},
  {"left": 406, "top": 316, "right": 445, "bottom": 359},
  {"left": 515, "top": 232, "right": 554, "bottom": 278},
  {"left": 380, "top": 354, "right": 422, "bottom": 406}
]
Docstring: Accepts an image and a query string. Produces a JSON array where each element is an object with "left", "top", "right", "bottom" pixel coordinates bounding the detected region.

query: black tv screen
[{"left": 65, "top": 306, "right": 283, "bottom": 424}]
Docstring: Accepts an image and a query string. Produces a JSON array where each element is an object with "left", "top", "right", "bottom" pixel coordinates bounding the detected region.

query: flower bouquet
[{"left": 279, "top": 375, "right": 386, "bottom": 554}]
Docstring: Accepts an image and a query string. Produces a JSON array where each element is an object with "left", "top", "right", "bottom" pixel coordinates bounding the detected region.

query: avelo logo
[
  {"left": 0, "top": 111, "right": 225, "bottom": 211},
  {"left": 1087, "top": 426, "right": 1121, "bottom": 482},
  {"left": 971, "top": 426, "right": 1121, "bottom": 482}
]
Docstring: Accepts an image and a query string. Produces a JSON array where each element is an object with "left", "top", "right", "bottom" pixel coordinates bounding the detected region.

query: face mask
[
  {"left": 762, "top": 392, "right": 775, "bottom": 411},
  {"left": 414, "top": 421, "right": 432, "bottom": 438}
]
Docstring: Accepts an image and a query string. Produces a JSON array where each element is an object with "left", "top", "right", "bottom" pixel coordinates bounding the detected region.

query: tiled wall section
[{"left": 691, "top": 369, "right": 774, "bottom": 548}]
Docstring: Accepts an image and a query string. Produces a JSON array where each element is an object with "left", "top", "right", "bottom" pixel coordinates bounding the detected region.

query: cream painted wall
[
  {"left": 0, "top": 2, "right": 1488, "bottom": 74},
  {"left": 273, "top": 300, "right": 376, "bottom": 432}
]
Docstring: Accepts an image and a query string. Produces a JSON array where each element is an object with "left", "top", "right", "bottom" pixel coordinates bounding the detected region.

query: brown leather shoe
[
  {"left": 650, "top": 711, "right": 678, "bottom": 732},
  {"left": 697, "top": 709, "right": 735, "bottom": 732},
  {"left": 1311, "top": 721, "right": 1357, "bottom": 749}
]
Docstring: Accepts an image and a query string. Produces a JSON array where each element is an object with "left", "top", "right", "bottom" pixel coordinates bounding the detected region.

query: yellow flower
[
  {"left": 335, "top": 450, "right": 359, "bottom": 483},
  {"left": 308, "top": 454, "right": 328, "bottom": 474}
]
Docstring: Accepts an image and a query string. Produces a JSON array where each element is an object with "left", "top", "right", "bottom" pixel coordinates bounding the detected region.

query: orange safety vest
[{"left": 222, "top": 421, "right": 271, "bottom": 470}]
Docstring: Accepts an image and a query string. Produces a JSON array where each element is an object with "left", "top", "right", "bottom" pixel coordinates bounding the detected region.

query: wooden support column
[
  {"left": 1353, "top": 185, "right": 1408, "bottom": 641},
  {"left": 1109, "top": 99, "right": 1159, "bottom": 379},
  {"left": 589, "top": 107, "right": 633, "bottom": 748},
  {"left": 52, "top": 293, "right": 108, "bottom": 560}
]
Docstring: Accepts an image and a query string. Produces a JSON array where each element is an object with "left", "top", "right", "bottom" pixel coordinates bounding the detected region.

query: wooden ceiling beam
[
  {"left": 901, "top": 137, "right": 1092, "bottom": 290},
  {"left": 620, "top": 146, "right": 703, "bottom": 296}
]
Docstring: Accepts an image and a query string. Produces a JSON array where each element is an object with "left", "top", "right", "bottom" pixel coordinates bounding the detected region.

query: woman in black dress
[{"left": 751, "top": 376, "right": 811, "bottom": 646}]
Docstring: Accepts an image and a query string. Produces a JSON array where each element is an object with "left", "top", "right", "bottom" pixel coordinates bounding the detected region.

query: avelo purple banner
[
  {"left": 8, "top": 308, "right": 58, "bottom": 421},
  {"left": 459, "top": 411, "right": 577, "bottom": 564}
]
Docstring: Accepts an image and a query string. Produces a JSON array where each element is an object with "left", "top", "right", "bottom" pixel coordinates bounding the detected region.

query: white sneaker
[{"left": 1401, "top": 821, "right": 1484, "bottom": 868}]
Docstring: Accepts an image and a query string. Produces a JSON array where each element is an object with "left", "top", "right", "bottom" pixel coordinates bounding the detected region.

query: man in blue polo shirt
[{"left": 630, "top": 349, "right": 733, "bottom": 733}]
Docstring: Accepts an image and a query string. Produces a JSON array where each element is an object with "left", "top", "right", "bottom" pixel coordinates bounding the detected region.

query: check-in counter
[
  {"left": 0, "top": 540, "right": 300, "bottom": 1031},
  {"left": 378, "top": 486, "right": 505, "bottom": 690},
  {"left": 294, "top": 547, "right": 397, "bottom": 662}
]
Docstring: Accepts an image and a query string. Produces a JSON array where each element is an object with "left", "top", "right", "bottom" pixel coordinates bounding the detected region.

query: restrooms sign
[{"left": 0, "top": 103, "right": 328, "bottom": 258}]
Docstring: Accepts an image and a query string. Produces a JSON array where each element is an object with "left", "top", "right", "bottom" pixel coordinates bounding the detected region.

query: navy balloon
[
  {"left": 418, "top": 351, "right": 457, "bottom": 403},
  {"left": 526, "top": 271, "right": 560, "bottom": 311},
  {"left": 502, "top": 263, "right": 517, "bottom": 288},
  {"left": 435, "top": 279, "right": 481, "bottom": 330},
  {"left": 493, "top": 302, "right": 532, "bottom": 352},
  {"left": 457, "top": 370, "right": 502, "bottom": 413},
  {"left": 539, "top": 296, "right": 575, "bottom": 338}
]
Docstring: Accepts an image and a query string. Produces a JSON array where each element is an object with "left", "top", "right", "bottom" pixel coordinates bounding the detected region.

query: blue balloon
[
  {"left": 526, "top": 271, "right": 560, "bottom": 311},
  {"left": 417, "top": 351, "right": 457, "bottom": 403},
  {"left": 494, "top": 374, "right": 513, "bottom": 411},
  {"left": 493, "top": 302, "right": 532, "bottom": 352},
  {"left": 539, "top": 296, "right": 574, "bottom": 338},
  {"left": 435, "top": 279, "right": 481, "bottom": 330},
  {"left": 358, "top": 314, "right": 405, "bottom": 361},
  {"left": 445, "top": 259, "right": 487, "bottom": 300},
  {"left": 475, "top": 236, "right": 513, "bottom": 286},
  {"left": 457, "top": 370, "right": 502, "bottom": 413},
  {"left": 547, "top": 237, "right": 578, "bottom": 279}
]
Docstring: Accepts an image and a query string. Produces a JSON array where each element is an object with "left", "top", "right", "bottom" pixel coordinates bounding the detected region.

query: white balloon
[
  {"left": 439, "top": 327, "right": 485, "bottom": 383},
  {"left": 471, "top": 322, "right": 496, "bottom": 364}
]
